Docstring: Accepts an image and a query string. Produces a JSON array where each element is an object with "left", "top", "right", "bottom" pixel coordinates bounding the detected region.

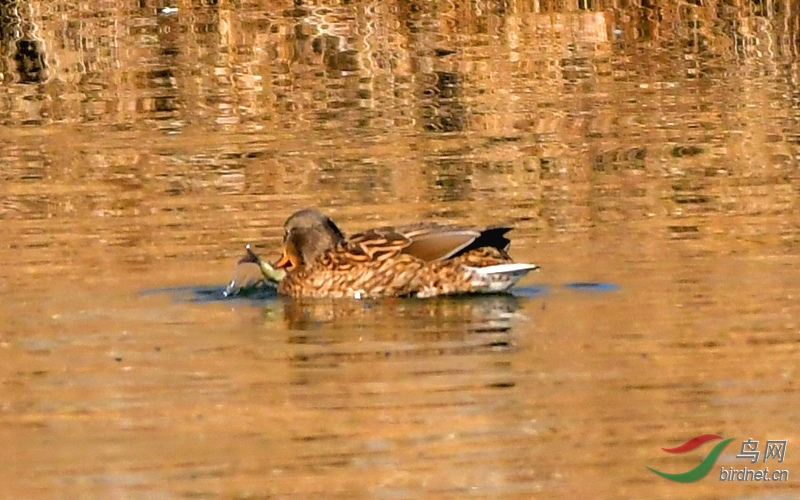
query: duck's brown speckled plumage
[{"left": 273, "top": 209, "right": 537, "bottom": 299}]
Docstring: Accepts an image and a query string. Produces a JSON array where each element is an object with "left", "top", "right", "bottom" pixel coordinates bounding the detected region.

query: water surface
[{"left": 1, "top": 1, "right": 799, "bottom": 498}]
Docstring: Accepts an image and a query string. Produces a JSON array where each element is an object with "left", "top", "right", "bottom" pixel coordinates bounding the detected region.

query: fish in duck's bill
[{"left": 224, "top": 244, "right": 286, "bottom": 297}]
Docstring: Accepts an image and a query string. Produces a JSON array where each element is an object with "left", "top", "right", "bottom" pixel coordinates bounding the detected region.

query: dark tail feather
[{"left": 454, "top": 227, "right": 512, "bottom": 257}]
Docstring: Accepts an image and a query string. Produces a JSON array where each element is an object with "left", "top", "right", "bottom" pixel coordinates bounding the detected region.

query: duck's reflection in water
[
  {"left": 263, "top": 295, "right": 544, "bottom": 496},
  {"left": 280, "top": 294, "right": 522, "bottom": 336},
  {"left": 276, "top": 294, "right": 526, "bottom": 401}
]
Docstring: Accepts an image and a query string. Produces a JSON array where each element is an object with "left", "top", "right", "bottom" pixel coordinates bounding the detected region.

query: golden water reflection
[{"left": 1, "top": 0, "right": 799, "bottom": 498}]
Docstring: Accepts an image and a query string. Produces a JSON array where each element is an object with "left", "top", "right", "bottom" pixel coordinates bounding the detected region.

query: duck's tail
[{"left": 470, "top": 263, "right": 540, "bottom": 293}]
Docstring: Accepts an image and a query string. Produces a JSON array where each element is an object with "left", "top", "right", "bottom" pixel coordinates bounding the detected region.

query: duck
[{"left": 267, "top": 208, "right": 539, "bottom": 299}]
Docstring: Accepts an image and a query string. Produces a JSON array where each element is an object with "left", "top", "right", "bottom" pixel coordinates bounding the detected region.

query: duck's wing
[
  {"left": 343, "top": 227, "right": 410, "bottom": 262},
  {"left": 400, "top": 224, "right": 512, "bottom": 262},
  {"left": 346, "top": 224, "right": 512, "bottom": 263}
]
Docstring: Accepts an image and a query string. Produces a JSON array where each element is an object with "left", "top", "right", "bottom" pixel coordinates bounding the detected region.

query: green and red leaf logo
[{"left": 647, "top": 434, "right": 735, "bottom": 483}]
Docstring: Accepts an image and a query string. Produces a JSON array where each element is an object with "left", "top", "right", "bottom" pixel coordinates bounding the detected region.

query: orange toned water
[{"left": 1, "top": 1, "right": 798, "bottom": 498}]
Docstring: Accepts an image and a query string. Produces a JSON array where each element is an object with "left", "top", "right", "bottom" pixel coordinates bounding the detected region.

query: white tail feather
[
  {"left": 468, "top": 263, "right": 540, "bottom": 292},
  {"left": 473, "top": 263, "right": 540, "bottom": 275}
]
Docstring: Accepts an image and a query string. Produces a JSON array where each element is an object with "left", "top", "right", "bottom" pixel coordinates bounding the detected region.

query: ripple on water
[{"left": 562, "top": 282, "right": 620, "bottom": 292}]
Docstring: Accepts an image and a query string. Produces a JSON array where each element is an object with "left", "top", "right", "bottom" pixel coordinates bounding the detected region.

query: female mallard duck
[{"left": 268, "top": 209, "right": 538, "bottom": 299}]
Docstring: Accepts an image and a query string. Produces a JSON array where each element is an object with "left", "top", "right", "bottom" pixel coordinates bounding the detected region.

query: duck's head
[{"left": 274, "top": 209, "right": 345, "bottom": 270}]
